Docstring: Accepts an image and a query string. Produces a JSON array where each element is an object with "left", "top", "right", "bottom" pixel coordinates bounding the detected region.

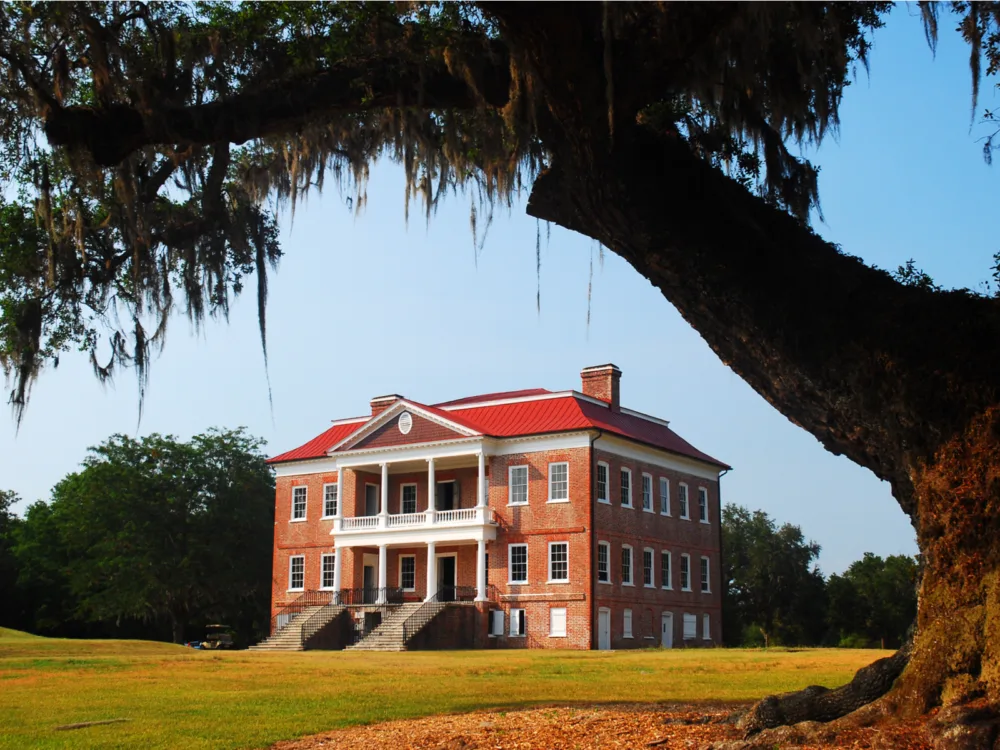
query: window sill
[
  {"left": 660, "top": 512, "right": 671, "bottom": 517},
  {"left": 661, "top": 586, "right": 673, "bottom": 591},
  {"left": 644, "top": 584, "right": 656, "bottom": 589},
  {"left": 507, "top": 502, "right": 529, "bottom": 508},
  {"left": 681, "top": 587, "right": 692, "bottom": 593},
  {"left": 287, "top": 588, "right": 305, "bottom": 593},
  {"left": 644, "top": 636, "right": 655, "bottom": 640},
  {"left": 402, "top": 588, "right": 416, "bottom": 593},
  {"left": 289, "top": 518, "right": 308, "bottom": 523},
  {"left": 642, "top": 507, "right": 654, "bottom": 514},
  {"left": 598, "top": 580, "right": 611, "bottom": 585},
  {"left": 508, "top": 581, "right": 528, "bottom": 586},
  {"left": 623, "top": 635, "right": 634, "bottom": 639},
  {"left": 546, "top": 580, "right": 569, "bottom": 585},
  {"left": 700, "top": 520, "right": 710, "bottom": 525},
  {"left": 508, "top": 634, "right": 526, "bottom": 639},
  {"left": 546, "top": 498, "right": 570, "bottom": 504},
  {"left": 597, "top": 498, "right": 611, "bottom": 505},
  {"left": 680, "top": 516, "right": 691, "bottom": 521},
  {"left": 548, "top": 634, "right": 567, "bottom": 638},
  {"left": 622, "top": 582, "right": 635, "bottom": 587},
  {"left": 621, "top": 504, "right": 634, "bottom": 509},
  {"left": 701, "top": 590, "right": 711, "bottom": 595}
]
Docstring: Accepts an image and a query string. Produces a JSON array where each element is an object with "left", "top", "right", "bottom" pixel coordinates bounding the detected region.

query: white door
[
  {"left": 661, "top": 612, "right": 673, "bottom": 648},
  {"left": 598, "top": 608, "right": 611, "bottom": 650}
]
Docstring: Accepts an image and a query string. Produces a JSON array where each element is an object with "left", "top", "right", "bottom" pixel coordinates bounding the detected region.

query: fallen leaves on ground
[{"left": 270, "top": 703, "right": 935, "bottom": 749}]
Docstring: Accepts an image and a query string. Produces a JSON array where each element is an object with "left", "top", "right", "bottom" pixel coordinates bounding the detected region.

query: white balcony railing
[
  {"left": 387, "top": 512, "right": 426, "bottom": 528},
  {"left": 436, "top": 508, "right": 478, "bottom": 523},
  {"left": 337, "top": 507, "right": 493, "bottom": 533},
  {"left": 341, "top": 516, "right": 379, "bottom": 530}
]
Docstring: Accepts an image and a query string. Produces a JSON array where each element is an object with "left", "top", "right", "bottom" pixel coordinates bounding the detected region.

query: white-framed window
[
  {"left": 659, "top": 477, "right": 670, "bottom": 516},
  {"left": 703, "top": 613, "right": 711, "bottom": 640},
  {"left": 643, "top": 548, "right": 654, "bottom": 587},
  {"left": 700, "top": 556, "right": 711, "bottom": 593},
  {"left": 596, "top": 462, "right": 610, "bottom": 503},
  {"left": 291, "top": 486, "right": 307, "bottom": 521},
  {"left": 288, "top": 555, "right": 305, "bottom": 591},
  {"left": 661, "top": 551, "right": 672, "bottom": 590},
  {"left": 489, "top": 610, "right": 505, "bottom": 637},
  {"left": 549, "top": 607, "right": 567, "bottom": 637},
  {"left": 621, "top": 545, "right": 634, "bottom": 585},
  {"left": 320, "top": 553, "right": 336, "bottom": 590},
  {"left": 400, "top": 555, "right": 416, "bottom": 591},
  {"left": 509, "top": 544, "right": 528, "bottom": 584},
  {"left": 683, "top": 613, "right": 697, "bottom": 640},
  {"left": 642, "top": 473, "right": 653, "bottom": 512},
  {"left": 548, "top": 542, "right": 569, "bottom": 583},
  {"left": 322, "top": 483, "right": 338, "bottom": 518},
  {"left": 678, "top": 483, "right": 690, "bottom": 519},
  {"left": 597, "top": 541, "right": 610, "bottom": 583},
  {"left": 698, "top": 487, "right": 709, "bottom": 523},
  {"left": 401, "top": 484, "right": 418, "bottom": 515},
  {"left": 509, "top": 465, "right": 529, "bottom": 505},
  {"left": 510, "top": 608, "right": 526, "bottom": 637},
  {"left": 680, "top": 553, "right": 691, "bottom": 591},
  {"left": 623, "top": 608, "right": 633, "bottom": 638},
  {"left": 548, "top": 462, "right": 569, "bottom": 502},
  {"left": 620, "top": 468, "right": 632, "bottom": 507}
]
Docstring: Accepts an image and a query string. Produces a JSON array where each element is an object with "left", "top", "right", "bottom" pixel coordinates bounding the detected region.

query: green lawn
[{"left": 0, "top": 627, "right": 887, "bottom": 750}]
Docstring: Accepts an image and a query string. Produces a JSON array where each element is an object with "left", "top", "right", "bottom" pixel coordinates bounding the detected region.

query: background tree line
[
  {"left": 0, "top": 428, "right": 274, "bottom": 646},
  {"left": 0, "top": 429, "right": 913, "bottom": 649},
  {"left": 722, "top": 504, "right": 918, "bottom": 649}
]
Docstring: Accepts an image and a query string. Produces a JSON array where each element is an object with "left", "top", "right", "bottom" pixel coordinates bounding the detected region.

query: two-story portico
[{"left": 258, "top": 364, "right": 730, "bottom": 652}]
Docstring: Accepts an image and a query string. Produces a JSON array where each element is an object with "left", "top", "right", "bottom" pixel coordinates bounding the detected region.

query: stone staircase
[
  {"left": 250, "top": 604, "right": 345, "bottom": 651},
  {"left": 346, "top": 601, "right": 447, "bottom": 652}
]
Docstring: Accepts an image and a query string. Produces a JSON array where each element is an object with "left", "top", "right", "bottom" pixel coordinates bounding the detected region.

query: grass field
[{"left": 0, "top": 626, "right": 888, "bottom": 750}]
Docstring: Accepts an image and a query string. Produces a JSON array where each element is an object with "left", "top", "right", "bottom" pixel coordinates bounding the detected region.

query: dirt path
[{"left": 269, "top": 703, "right": 933, "bottom": 749}]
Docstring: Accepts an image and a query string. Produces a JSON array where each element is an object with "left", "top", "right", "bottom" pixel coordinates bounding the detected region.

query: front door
[
  {"left": 661, "top": 612, "right": 674, "bottom": 648},
  {"left": 438, "top": 555, "right": 456, "bottom": 602},
  {"left": 363, "top": 565, "right": 375, "bottom": 603},
  {"left": 598, "top": 608, "right": 611, "bottom": 650},
  {"left": 435, "top": 481, "right": 456, "bottom": 511},
  {"left": 365, "top": 484, "right": 379, "bottom": 516}
]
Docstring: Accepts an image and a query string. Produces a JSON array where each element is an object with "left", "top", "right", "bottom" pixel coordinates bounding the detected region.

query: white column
[
  {"left": 332, "top": 546, "right": 343, "bottom": 604},
  {"left": 425, "top": 458, "right": 436, "bottom": 525},
  {"left": 426, "top": 541, "right": 437, "bottom": 602},
  {"left": 379, "top": 462, "right": 389, "bottom": 528},
  {"left": 477, "top": 452, "right": 486, "bottom": 508},
  {"left": 475, "top": 539, "right": 487, "bottom": 602},
  {"left": 333, "top": 467, "right": 344, "bottom": 532},
  {"left": 377, "top": 544, "right": 388, "bottom": 604}
]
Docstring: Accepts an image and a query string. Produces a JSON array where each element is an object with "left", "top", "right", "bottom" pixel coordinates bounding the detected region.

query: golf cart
[{"left": 198, "top": 624, "right": 236, "bottom": 650}]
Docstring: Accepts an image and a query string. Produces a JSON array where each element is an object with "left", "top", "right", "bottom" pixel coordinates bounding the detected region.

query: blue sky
[{"left": 2, "top": 6, "right": 995, "bottom": 575}]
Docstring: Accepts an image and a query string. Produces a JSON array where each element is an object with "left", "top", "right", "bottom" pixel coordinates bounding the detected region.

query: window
[
  {"left": 661, "top": 551, "right": 672, "bottom": 590},
  {"left": 701, "top": 556, "right": 711, "bottom": 593},
  {"left": 596, "top": 462, "right": 609, "bottom": 503},
  {"left": 659, "top": 477, "right": 670, "bottom": 515},
  {"left": 292, "top": 486, "right": 307, "bottom": 520},
  {"left": 549, "top": 542, "right": 569, "bottom": 583},
  {"left": 621, "top": 545, "right": 634, "bottom": 585},
  {"left": 548, "top": 462, "right": 569, "bottom": 502},
  {"left": 509, "top": 466, "right": 529, "bottom": 505},
  {"left": 490, "top": 610, "right": 505, "bottom": 637},
  {"left": 509, "top": 544, "right": 528, "bottom": 584},
  {"left": 642, "top": 473, "right": 653, "bottom": 512},
  {"left": 597, "top": 541, "right": 610, "bottom": 583},
  {"left": 549, "top": 607, "right": 567, "bottom": 637},
  {"left": 680, "top": 553, "right": 691, "bottom": 591},
  {"left": 322, "top": 483, "right": 338, "bottom": 518},
  {"left": 643, "top": 548, "right": 654, "bottom": 587},
  {"left": 698, "top": 487, "right": 709, "bottom": 523},
  {"left": 400, "top": 555, "right": 416, "bottom": 591},
  {"left": 401, "top": 484, "right": 417, "bottom": 515},
  {"left": 678, "top": 483, "right": 689, "bottom": 519},
  {"left": 703, "top": 613, "right": 711, "bottom": 640},
  {"left": 683, "top": 613, "right": 697, "bottom": 640},
  {"left": 623, "top": 609, "right": 633, "bottom": 638},
  {"left": 620, "top": 468, "right": 632, "bottom": 507},
  {"left": 510, "top": 608, "right": 526, "bottom": 637},
  {"left": 288, "top": 555, "right": 304, "bottom": 591},
  {"left": 321, "top": 553, "right": 336, "bottom": 589}
]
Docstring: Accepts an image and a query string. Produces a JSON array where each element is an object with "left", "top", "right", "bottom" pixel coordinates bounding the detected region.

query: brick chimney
[
  {"left": 580, "top": 364, "right": 621, "bottom": 412},
  {"left": 370, "top": 394, "right": 403, "bottom": 416}
]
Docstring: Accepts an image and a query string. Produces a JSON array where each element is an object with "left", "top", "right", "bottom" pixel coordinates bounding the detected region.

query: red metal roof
[
  {"left": 269, "top": 392, "right": 728, "bottom": 469},
  {"left": 434, "top": 388, "right": 552, "bottom": 407}
]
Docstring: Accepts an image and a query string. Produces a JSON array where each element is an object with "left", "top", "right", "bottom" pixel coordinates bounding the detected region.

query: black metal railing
[
  {"left": 270, "top": 590, "right": 335, "bottom": 635},
  {"left": 336, "top": 587, "right": 404, "bottom": 606},
  {"left": 399, "top": 584, "right": 498, "bottom": 643}
]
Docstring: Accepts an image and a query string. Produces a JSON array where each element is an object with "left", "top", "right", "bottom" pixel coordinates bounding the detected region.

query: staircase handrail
[
  {"left": 270, "top": 589, "right": 334, "bottom": 635},
  {"left": 400, "top": 592, "right": 446, "bottom": 643},
  {"left": 299, "top": 602, "right": 344, "bottom": 642}
]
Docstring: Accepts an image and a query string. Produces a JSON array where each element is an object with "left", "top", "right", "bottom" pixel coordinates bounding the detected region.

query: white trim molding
[{"left": 594, "top": 434, "right": 724, "bottom": 481}]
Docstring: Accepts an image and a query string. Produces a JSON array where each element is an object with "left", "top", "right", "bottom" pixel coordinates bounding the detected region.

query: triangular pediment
[{"left": 329, "top": 400, "right": 480, "bottom": 454}]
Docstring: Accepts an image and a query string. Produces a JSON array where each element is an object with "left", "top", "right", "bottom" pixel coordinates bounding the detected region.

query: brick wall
[
  {"left": 592, "top": 448, "right": 722, "bottom": 647},
  {"left": 487, "top": 447, "right": 592, "bottom": 649}
]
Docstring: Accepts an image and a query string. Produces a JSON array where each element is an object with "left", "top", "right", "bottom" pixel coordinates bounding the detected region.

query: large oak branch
[
  {"left": 527, "top": 128, "right": 1000, "bottom": 515},
  {"left": 43, "top": 54, "right": 511, "bottom": 166}
]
